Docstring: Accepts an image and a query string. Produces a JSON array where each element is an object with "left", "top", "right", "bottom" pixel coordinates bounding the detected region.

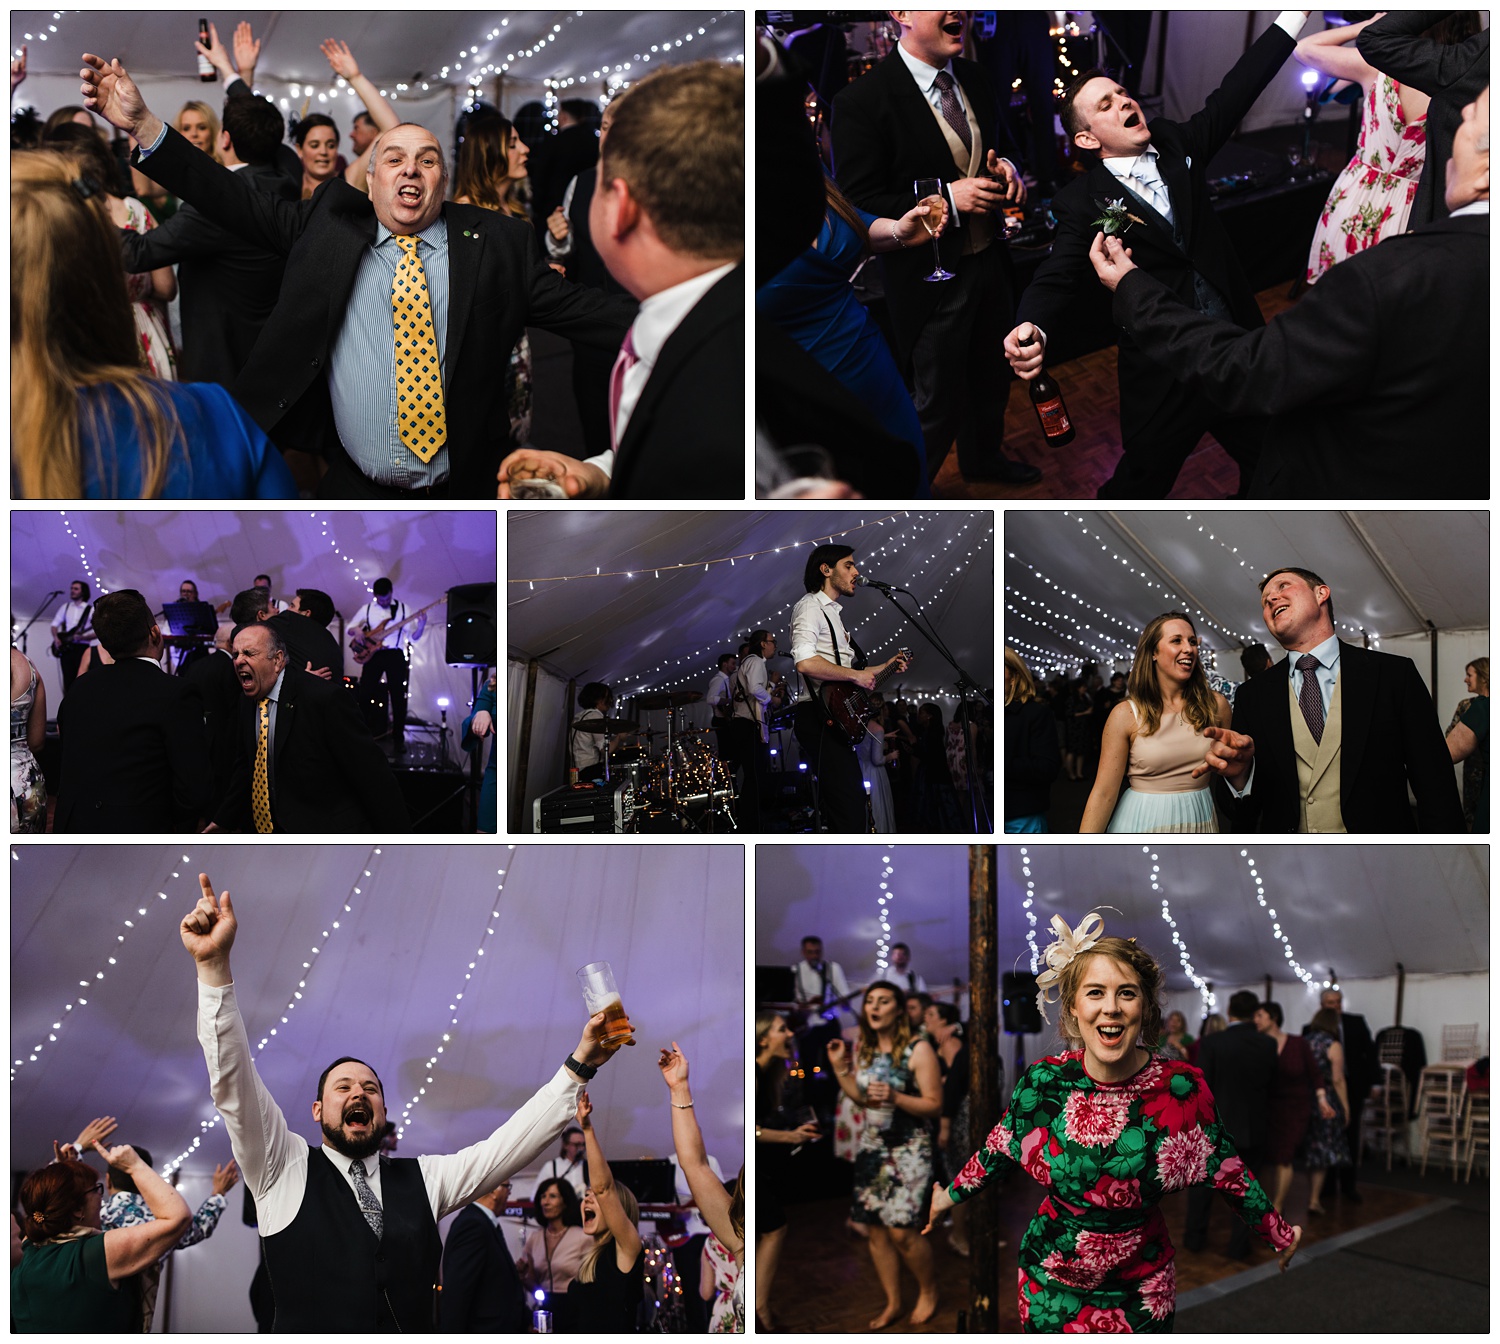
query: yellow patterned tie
[
  {"left": 392, "top": 233, "right": 447, "bottom": 461},
  {"left": 252, "top": 697, "right": 274, "bottom": 834}
]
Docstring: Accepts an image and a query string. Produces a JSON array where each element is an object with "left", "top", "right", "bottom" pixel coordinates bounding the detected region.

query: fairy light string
[
  {"left": 1018, "top": 847, "right": 1040, "bottom": 972},
  {"left": 58, "top": 511, "right": 111, "bottom": 597},
  {"left": 1143, "top": 846, "right": 1216, "bottom": 1014},
  {"left": 1240, "top": 849, "right": 1318, "bottom": 988},
  {"left": 873, "top": 851, "right": 897, "bottom": 972}
]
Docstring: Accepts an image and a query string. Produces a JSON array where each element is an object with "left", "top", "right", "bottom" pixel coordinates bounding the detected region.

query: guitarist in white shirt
[
  {"left": 789, "top": 545, "right": 908, "bottom": 833},
  {"left": 731, "top": 629, "right": 785, "bottom": 831},
  {"left": 352, "top": 578, "right": 426, "bottom": 756}
]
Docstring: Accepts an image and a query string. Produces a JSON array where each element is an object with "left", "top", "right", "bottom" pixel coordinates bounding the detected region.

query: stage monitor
[
  {"left": 446, "top": 582, "right": 496, "bottom": 666},
  {"left": 1002, "top": 971, "right": 1043, "bottom": 1036}
]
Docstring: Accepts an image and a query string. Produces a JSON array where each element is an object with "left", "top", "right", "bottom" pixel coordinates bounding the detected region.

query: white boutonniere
[{"left": 1091, "top": 197, "right": 1146, "bottom": 236}]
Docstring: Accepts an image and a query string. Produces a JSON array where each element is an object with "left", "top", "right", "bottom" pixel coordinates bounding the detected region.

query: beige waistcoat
[
  {"left": 922, "top": 86, "right": 995, "bottom": 256},
  {"left": 1289, "top": 674, "right": 1345, "bottom": 834}
]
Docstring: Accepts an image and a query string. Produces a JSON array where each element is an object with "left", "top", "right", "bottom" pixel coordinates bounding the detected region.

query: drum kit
[{"left": 570, "top": 689, "right": 738, "bottom": 832}]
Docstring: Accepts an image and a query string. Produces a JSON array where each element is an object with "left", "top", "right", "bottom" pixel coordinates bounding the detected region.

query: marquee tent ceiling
[
  {"left": 12, "top": 844, "right": 745, "bottom": 1178},
  {"left": 755, "top": 843, "right": 1489, "bottom": 991},
  {"left": 1005, "top": 510, "right": 1488, "bottom": 672},
  {"left": 508, "top": 509, "right": 995, "bottom": 698}
]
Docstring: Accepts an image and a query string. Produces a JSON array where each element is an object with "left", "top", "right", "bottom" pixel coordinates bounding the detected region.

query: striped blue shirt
[{"left": 329, "top": 215, "right": 451, "bottom": 488}]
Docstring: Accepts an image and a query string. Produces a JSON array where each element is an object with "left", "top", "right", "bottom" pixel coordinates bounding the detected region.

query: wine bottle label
[{"left": 1037, "top": 397, "right": 1071, "bottom": 434}]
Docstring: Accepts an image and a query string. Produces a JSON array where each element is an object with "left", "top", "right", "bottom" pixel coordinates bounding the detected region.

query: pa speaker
[
  {"left": 446, "top": 582, "right": 496, "bottom": 665},
  {"left": 1002, "top": 971, "right": 1043, "bottom": 1035}
]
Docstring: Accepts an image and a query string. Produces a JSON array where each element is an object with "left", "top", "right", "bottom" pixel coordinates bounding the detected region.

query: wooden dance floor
[
  {"left": 932, "top": 284, "right": 1297, "bottom": 501},
  {"left": 769, "top": 1172, "right": 1434, "bottom": 1333}
]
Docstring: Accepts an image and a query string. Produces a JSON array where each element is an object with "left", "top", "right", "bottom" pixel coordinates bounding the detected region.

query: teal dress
[
  {"left": 461, "top": 683, "right": 498, "bottom": 832},
  {"left": 12, "top": 1233, "right": 142, "bottom": 1333}
]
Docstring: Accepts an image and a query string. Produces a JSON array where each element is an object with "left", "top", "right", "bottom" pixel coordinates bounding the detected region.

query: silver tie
[{"left": 349, "top": 1158, "right": 383, "bottom": 1239}]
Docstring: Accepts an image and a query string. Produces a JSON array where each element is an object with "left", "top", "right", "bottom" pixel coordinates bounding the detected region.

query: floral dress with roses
[
  {"left": 851, "top": 1039, "right": 936, "bottom": 1229},
  {"left": 1306, "top": 74, "right": 1427, "bottom": 284},
  {"left": 947, "top": 1050, "right": 1295, "bottom": 1333}
]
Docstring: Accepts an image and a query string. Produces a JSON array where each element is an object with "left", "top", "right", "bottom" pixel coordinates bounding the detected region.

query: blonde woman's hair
[
  {"left": 1004, "top": 646, "right": 1038, "bottom": 706},
  {"left": 1127, "top": 611, "right": 1219, "bottom": 737},
  {"left": 177, "top": 100, "right": 223, "bottom": 164},
  {"left": 576, "top": 1181, "right": 639, "bottom": 1285},
  {"left": 11, "top": 150, "right": 183, "bottom": 498},
  {"left": 1055, "top": 938, "right": 1164, "bottom": 1052},
  {"left": 1468, "top": 657, "right": 1489, "bottom": 694},
  {"left": 856, "top": 979, "right": 913, "bottom": 1067}
]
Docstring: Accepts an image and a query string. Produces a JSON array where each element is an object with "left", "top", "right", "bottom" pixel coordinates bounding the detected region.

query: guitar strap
[{"left": 63, "top": 602, "right": 93, "bottom": 643}]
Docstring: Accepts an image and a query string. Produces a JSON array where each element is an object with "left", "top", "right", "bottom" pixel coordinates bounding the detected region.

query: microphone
[{"left": 855, "top": 576, "right": 896, "bottom": 593}]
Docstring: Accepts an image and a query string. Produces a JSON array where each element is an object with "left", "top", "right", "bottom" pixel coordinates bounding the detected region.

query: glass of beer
[{"left": 576, "top": 961, "right": 633, "bottom": 1046}]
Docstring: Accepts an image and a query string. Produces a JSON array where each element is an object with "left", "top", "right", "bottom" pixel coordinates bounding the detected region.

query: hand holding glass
[
  {"left": 576, "top": 960, "right": 633, "bottom": 1047},
  {"left": 914, "top": 177, "right": 954, "bottom": 282}
]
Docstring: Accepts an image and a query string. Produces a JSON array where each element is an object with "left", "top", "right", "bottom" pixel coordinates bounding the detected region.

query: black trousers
[
  {"left": 727, "top": 717, "right": 768, "bottom": 832},
  {"left": 359, "top": 647, "right": 409, "bottom": 739},
  {"left": 793, "top": 701, "right": 868, "bottom": 833},
  {"left": 1099, "top": 383, "right": 1267, "bottom": 499},
  {"left": 1184, "top": 1143, "right": 1264, "bottom": 1257},
  {"left": 1340, "top": 1088, "right": 1372, "bottom": 1191},
  {"left": 57, "top": 641, "right": 86, "bottom": 692}
]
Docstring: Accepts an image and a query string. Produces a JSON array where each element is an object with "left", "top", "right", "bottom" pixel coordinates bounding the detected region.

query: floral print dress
[
  {"left": 947, "top": 1051, "right": 1295, "bottom": 1333},
  {"left": 1306, "top": 74, "right": 1426, "bottom": 283},
  {"left": 851, "top": 1039, "right": 935, "bottom": 1228}
]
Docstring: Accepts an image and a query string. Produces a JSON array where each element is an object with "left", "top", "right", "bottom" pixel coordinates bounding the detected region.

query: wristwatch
[{"left": 565, "top": 1054, "right": 598, "bottom": 1080}]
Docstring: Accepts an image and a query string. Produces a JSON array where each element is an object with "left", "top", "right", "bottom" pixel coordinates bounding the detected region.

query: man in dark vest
[{"left": 180, "top": 874, "right": 631, "bottom": 1332}]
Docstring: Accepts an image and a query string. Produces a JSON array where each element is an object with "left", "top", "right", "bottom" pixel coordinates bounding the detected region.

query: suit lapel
[
  {"left": 274, "top": 672, "right": 296, "bottom": 761},
  {"left": 444, "top": 204, "right": 484, "bottom": 375},
  {"left": 1334, "top": 642, "right": 1371, "bottom": 788},
  {"left": 881, "top": 53, "right": 962, "bottom": 181},
  {"left": 1088, "top": 163, "right": 1182, "bottom": 258},
  {"left": 1157, "top": 149, "right": 1193, "bottom": 249}
]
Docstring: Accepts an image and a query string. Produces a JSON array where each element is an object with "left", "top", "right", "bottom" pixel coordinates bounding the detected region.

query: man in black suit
[
  {"left": 439, "top": 1181, "right": 530, "bottom": 1332},
  {"left": 532, "top": 99, "right": 601, "bottom": 245},
  {"left": 1006, "top": 12, "right": 1313, "bottom": 497},
  {"left": 1358, "top": 11, "right": 1489, "bottom": 227},
  {"left": 1310, "top": 987, "right": 1379, "bottom": 1203},
  {"left": 55, "top": 590, "right": 210, "bottom": 833},
  {"left": 209, "top": 622, "right": 409, "bottom": 833},
  {"left": 1184, "top": 990, "right": 1277, "bottom": 1258},
  {"left": 82, "top": 52, "right": 636, "bottom": 500},
  {"left": 181, "top": 623, "right": 241, "bottom": 818},
  {"left": 496, "top": 61, "right": 743, "bottom": 501},
  {"left": 1088, "top": 85, "right": 1489, "bottom": 500},
  {"left": 116, "top": 92, "right": 296, "bottom": 389},
  {"left": 1198, "top": 565, "right": 1464, "bottom": 832},
  {"left": 229, "top": 586, "right": 343, "bottom": 681},
  {"left": 832, "top": 9, "right": 1039, "bottom": 489}
]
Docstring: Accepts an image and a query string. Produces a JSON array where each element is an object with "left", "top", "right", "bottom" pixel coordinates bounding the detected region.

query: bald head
[
  {"left": 1446, "top": 86, "right": 1490, "bottom": 212},
  {"left": 367, "top": 123, "right": 448, "bottom": 235}
]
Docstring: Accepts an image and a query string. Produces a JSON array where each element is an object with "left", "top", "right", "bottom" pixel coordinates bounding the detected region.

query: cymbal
[
  {"left": 636, "top": 689, "right": 704, "bottom": 710},
  {"left": 571, "top": 717, "right": 639, "bottom": 733}
]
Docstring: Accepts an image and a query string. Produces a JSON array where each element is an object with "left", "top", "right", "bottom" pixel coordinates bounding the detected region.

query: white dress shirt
[
  {"left": 733, "top": 655, "right": 773, "bottom": 740},
  {"left": 870, "top": 965, "right": 927, "bottom": 993},
  {"left": 706, "top": 670, "right": 733, "bottom": 719},
  {"left": 51, "top": 599, "right": 95, "bottom": 644},
  {"left": 792, "top": 958, "right": 852, "bottom": 1012},
  {"left": 790, "top": 591, "right": 855, "bottom": 702},
  {"left": 529, "top": 1154, "right": 588, "bottom": 1200},
  {"left": 197, "top": 981, "right": 580, "bottom": 1237}
]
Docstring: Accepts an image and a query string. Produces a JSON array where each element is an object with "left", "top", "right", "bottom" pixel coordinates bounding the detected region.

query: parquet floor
[{"left": 932, "top": 284, "right": 1298, "bottom": 501}]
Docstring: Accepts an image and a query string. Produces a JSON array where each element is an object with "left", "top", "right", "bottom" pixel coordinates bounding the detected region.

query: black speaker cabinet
[
  {"left": 1002, "top": 970, "right": 1043, "bottom": 1035},
  {"left": 446, "top": 582, "right": 496, "bottom": 665}
]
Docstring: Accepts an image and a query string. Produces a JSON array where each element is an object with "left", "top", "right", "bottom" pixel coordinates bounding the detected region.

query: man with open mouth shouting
[
  {"left": 180, "top": 874, "right": 634, "bottom": 1331},
  {"left": 1004, "top": 11, "right": 1314, "bottom": 500}
]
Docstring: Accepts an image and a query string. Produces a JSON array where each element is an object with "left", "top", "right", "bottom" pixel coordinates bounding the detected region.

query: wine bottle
[
  {"left": 197, "top": 18, "right": 216, "bottom": 82},
  {"left": 1018, "top": 329, "right": 1075, "bottom": 446}
]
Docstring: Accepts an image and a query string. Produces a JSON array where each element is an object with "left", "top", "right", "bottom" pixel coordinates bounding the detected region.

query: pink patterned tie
[
  {"left": 608, "top": 325, "right": 639, "bottom": 453},
  {"left": 1296, "top": 654, "right": 1325, "bottom": 744}
]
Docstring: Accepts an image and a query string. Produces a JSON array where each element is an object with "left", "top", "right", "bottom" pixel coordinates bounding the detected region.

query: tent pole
[
  {"left": 1394, "top": 961, "right": 1406, "bottom": 1026},
  {"left": 510, "top": 659, "right": 540, "bottom": 833},
  {"left": 966, "top": 845, "right": 999, "bottom": 1333},
  {"left": 563, "top": 678, "right": 577, "bottom": 780}
]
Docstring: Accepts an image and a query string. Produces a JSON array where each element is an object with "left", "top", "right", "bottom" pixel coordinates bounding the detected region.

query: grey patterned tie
[
  {"left": 932, "top": 70, "right": 972, "bottom": 156},
  {"left": 349, "top": 1158, "right": 383, "bottom": 1239},
  {"left": 1296, "top": 654, "right": 1325, "bottom": 744}
]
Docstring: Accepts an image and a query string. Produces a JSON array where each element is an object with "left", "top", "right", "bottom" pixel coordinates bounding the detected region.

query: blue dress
[
  {"left": 76, "top": 382, "right": 300, "bottom": 499},
  {"left": 756, "top": 206, "right": 928, "bottom": 494},
  {"left": 461, "top": 683, "right": 498, "bottom": 833}
]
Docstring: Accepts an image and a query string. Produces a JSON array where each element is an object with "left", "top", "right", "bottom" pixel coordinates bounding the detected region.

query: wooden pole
[
  {"left": 509, "top": 658, "right": 539, "bottom": 833},
  {"left": 967, "top": 844, "right": 999, "bottom": 1334}
]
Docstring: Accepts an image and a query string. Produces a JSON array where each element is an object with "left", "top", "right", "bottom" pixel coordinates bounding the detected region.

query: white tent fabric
[
  {"left": 508, "top": 509, "right": 995, "bottom": 818},
  {"left": 10, "top": 509, "right": 496, "bottom": 760},
  {"left": 11, "top": 843, "right": 744, "bottom": 1332},
  {"left": 10, "top": 11, "right": 744, "bottom": 135},
  {"left": 756, "top": 842, "right": 1489, "bottom": 1069}
]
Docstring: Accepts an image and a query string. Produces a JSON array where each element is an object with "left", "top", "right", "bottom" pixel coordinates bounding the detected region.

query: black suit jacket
[
  {"left": 215, "top": 662, "right": 410, "bottom": 833},
  {"left": 832, "top": 51, "right": 1006, "bottom": 362},
  {"left": 135, "top": 126, "right": 636, "bottom": 496},
  {"left": 1019, "top": 22, "right": 1295, "bottom": 435},
  {"left": 1111, "top": 214, "right": 1487, "bottom": 498},
  {"left": 607, "top": 265, "right": 743, "bottom": 500},
  {"left": 1223, "top": 641, "right": 1464, "bottom": 832},
  {"left": 1339, "top": 1011, "right": 1379, "bottom": 1099},
  {"left": 55, "top": 657, "right": 210, "bottom": 833},
  {"left": 531, "top": 123, "right": 600, "bottom": 245},
  {"left": 1194, "top": 1021, "right": 1276, "bottom": 1150},
  {"left": 117, "top": 161, "right": 298, "bottom": 388},
  {"left": 267, "top": 612, "right": 344, "bottom": 679},
  {"left": 1357, "top": 12, "right": 1489, "bottom": 227},
  {"left": 180, "top": 648, "right": 242, "bottom": 817},
  {"left": 439, "top": 1204, "right": 529, "bottom": 1333}
]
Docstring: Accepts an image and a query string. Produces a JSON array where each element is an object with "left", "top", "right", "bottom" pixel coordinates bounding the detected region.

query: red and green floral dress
[{"left": 946, "top": 1050, "right": 1295, "bottom": 1333}]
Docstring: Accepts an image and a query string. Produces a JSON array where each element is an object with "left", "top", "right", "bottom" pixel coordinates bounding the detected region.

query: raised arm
[
  {"left": 232, "top": 22, "right": 262, "bottom": 88},
  {"left": 657, "top": 1043, "right": 742, "bottom": 1259},
  {"left": 96, "top": 1144, "right": 190, "bottom": 1281},
  {"left": 576, "top": 1091, "right": 643, "bottom": 1272},
  {"left": 1293, "top": 16, "right": 1381, "bottom": 87},
  {"left": 1356, "top": 11, "right": 1491, "bottom": 97},
  {"left": 321, "top": 40, "right": 398, "bottom": 192}
]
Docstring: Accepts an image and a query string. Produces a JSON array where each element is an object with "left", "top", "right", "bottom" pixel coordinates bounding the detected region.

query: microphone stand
[
  {"left": 15, "top": 591, "right": 63, "bottom": 656},
  {"left": 866, "top": 585, "right": 992, "bottom": 834}
]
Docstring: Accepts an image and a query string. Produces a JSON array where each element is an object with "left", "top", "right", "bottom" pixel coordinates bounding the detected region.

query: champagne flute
[{"left": 914, "top": 177, "right": 953, "bottom": 282}]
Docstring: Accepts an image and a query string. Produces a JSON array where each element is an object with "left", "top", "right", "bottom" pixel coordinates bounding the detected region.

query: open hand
[
  {"left": 1278, "top": 1224, "right": 1302, "bottom": 1271},
  {"left": 180, "top": 873, "right": 237, "bottom": 967},
  {"left": 12, "top": 44, "right": 27, "bottom": 94},
  {"left": 320, "top": 39, "right": 360, "bottom": 81},
  {"left": 212, "top": 1159, "right": 240, "bottom": 1196},
  {"left": 74, "top": 1116, "right": 119, "bottom": 1153},
  {"left": 657, "top": 1042, "right": 690, "bottom": 1089},
  {"left": 232, "top": 22, "right": 261, "bottom": 77},
  {"left": 1003, "top": 322, "right": 1046, "bottom": 380},
  {"left": 80, "top": 53, "right": 152, "bottom": 138},
  {"left": 576, "top": 1089, "right": 593, "bottom": 1129},
  {"left": 1190, "top": 725, "right": 1254, "bottom": 786},
  {"left": 986, "top": 149, "right": 1027, "bottom": 204},
  {"left": 921, "top": 1181, "right": 956, "bottom": 1235},
  {"left": 1088, "top": 232, "right": 1137, "bottom": 292}
]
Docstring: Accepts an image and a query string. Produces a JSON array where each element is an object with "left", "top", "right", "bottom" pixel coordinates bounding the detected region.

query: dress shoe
[{"left": 967, "top": 456, "right": 1042, "bottom": 486}]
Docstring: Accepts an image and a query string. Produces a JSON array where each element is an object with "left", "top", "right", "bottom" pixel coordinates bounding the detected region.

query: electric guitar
[
  {"left": 350, "top": 597, "right": 446, "bottom": 664},
  {"left": 819, "top": 649, "right": 911, "bottom": 745}
]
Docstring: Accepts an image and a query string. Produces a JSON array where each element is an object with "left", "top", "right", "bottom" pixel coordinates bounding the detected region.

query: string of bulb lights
[
  {"left": 162, "top": 850, "right": 384, "bottom": 1177},
  {"left": 58, "top": 511, "right": 112, "bottom": 598},
  {"left": 1017, "top": 847, "right": 1041, "bottom": 973},
  {"left": 10, "top": 851, "right": 195, "bottom": 1080},
  {"left": 872, "top": 851, "right": 898, "bottom": 973},
  {"left": 1240, "top": 849, "right": 1322, "bottom": 989},
  {"left": 1141, "top": 846, "right": 1216, "bottom": 1013},
  {"left": 12, "top": 10, "right": 67, "bottom": 59},
  {"left": 316, "top": 512, "right": 376, "bottom": 600}
]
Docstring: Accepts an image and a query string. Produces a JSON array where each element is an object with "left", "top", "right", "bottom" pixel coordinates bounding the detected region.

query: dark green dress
[{"left": 11, "top": 1233, "right": 141, "bottom": 1333}]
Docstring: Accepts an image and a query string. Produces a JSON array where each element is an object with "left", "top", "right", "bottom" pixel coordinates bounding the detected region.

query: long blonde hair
[
  {"left": 177, "top": 100, "right": 223, "bottom": 164},
  {"left": 1127, "top": 611, "right": 1219, "bottom": 737},
  {"left": 1004, "top": 646, "right": 1038, "bottom": 706},
  {"left": 11, "top": 150, "right": 182, "bottom": 498},
  {"left": 856, "top": 980, "right": 913, "bottom": 1068},
  {"left": 575, "top": 1181, "right": 639, "bottom": 1285}
]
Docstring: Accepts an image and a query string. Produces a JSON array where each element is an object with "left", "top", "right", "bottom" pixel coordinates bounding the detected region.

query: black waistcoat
[{"left": 263, "top": 1148, "right": 441, "bottom": 1332}]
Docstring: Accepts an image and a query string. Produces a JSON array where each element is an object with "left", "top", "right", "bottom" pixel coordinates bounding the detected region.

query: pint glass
[{"left": 576, "top": 961, "right": 633, "bottom": 1046}]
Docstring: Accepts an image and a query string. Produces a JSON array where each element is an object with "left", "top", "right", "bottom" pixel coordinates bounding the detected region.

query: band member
[
  {"left": 790, "top": 545, "right": 908, "bottom": 833},
  {"left": 165, "top": 579, "right": 213, "bottom": 675},
  {"left": 731, "top": 630, "right": 784, "bottom": 832},
  {"left": 706, "top": 652, "right": 738, "bottom": 764},
  {"left": 49, "top": 580, "right": 96, "bottom": 693},
  {"left": 569, "top": 683, "right": 631, "bottom": 783},
  {"left": 352, "top": 578, "right": 426, "bottom": 756}
]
